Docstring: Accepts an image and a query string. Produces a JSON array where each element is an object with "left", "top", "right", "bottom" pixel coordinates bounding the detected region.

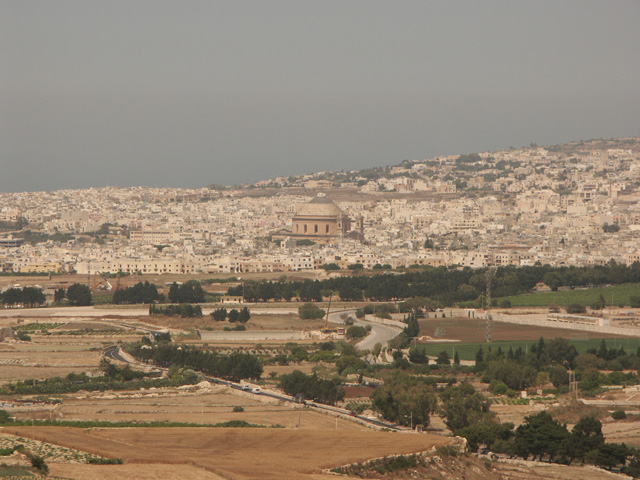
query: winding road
[
  {"left": 104, "top": 345, "right": 399, "bottom": 431},
  {"left": 326, "top": 309, "right": 402, "bottom": 352}
]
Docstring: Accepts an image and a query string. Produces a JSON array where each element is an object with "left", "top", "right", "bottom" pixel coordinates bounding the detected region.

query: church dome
[{"left": 295, "top": 196, "right": 344, "bottom": 217}]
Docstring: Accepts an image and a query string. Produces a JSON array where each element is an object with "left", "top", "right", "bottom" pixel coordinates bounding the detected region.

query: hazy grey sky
[{"left": 2, "top": 1, "right": 639, "bottom": 192}]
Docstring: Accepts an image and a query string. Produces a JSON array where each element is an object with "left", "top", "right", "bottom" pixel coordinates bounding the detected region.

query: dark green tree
[{"left": 66, "top": 283, "right": 92, "bottom": 306}]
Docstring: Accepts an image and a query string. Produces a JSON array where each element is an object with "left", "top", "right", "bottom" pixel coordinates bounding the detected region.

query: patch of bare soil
[
  {"left": 491, "top": 458, "right": 628, "bottom": 479},
  {"left": 48, "top": 463, "right": 226, "bottom": 480},
  {"left": 3, "top": 427, "right": 451, "bottom": 480}
]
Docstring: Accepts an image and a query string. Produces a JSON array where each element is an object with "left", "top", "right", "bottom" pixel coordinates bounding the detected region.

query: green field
[
  {"left": 415, "top": 337, "right": 640, "bottom": 361},
  {"left": 497, "top": 283, "right": 640, "bottom": 308}
]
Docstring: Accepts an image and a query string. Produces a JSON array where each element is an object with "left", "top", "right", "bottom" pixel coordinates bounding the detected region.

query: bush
[
  {"left": 298, "top": 303, "right": 325, "bottom": 320},
  {"left": 233, "top": 406, "right": 245, "bottom": 412},
  {"left": 0, "top": 410, "right": 12, "bottom": 424},
  {"left": 566, "top": 303, "right": 586, "bottom": 314},
  {"left": 611, "top": 409, "right": 627, "bottom": 420},
  {"left": 346, "top": 326, "right": 367, "bottom": 339},
  {"left": 489, "top": 380, "right": 508, "bottom": 395},
  {"left": 30, "top": 455, "right": 48, "bottom": 474}
]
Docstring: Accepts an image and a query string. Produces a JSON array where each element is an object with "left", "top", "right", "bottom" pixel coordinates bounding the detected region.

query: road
[
  {"left": 326, "top": 309, "right": 402, "bottom": 352},
  {"left": 104, "top": 345, "right": 399, "bottom": 431}
]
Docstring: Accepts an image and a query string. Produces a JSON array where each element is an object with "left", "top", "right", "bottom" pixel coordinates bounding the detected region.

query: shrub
[
  {"left": 298, "top": 303, "right": 325, "bottom": 320},
  {"left": 499, "top": 299, "right": 511, "bottom": 308},
  {"left": 30, "top": 455, "right": 48, "bottom": 474},
  {"left": 233, "top": 406, "right": 245, "bottom": 412},
  {"left": 0, "top": 410, "right": 12, "bottom": 424},
  {"left": 346, "top": 326, "right": 367, "bottom": 339},
  {"left": 566, "top": 303, "right": 586, "bottom": 314},
  {"left": 611, "top": 409, "right": 627, "bottom": 420}
]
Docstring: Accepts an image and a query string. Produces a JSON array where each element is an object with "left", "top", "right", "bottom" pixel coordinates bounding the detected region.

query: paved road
[
  {"left": 105, "top": 345, "right": 399, "bottom": 431},
  {"left": 326, "top": 309, "right": 402, "bottom": 352}
]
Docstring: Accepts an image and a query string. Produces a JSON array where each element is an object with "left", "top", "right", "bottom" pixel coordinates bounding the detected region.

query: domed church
[{"left": 274, "top": 194, "right": 364, "bottom": 245}]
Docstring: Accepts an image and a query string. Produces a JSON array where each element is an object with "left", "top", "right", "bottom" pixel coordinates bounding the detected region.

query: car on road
[
  {"left": 241, "top": 384, "right": 251, "bottom": 391},
  {"left": 251, "top": 387, "right": 262, "bottom": 394}
]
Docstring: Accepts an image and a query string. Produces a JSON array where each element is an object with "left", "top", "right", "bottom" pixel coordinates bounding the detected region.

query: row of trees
[
  {"left": 129, "top": 343, "right": 262, "bottom": 381},
  {"left": 496, "top": 412, "right": 634, "bottom": 471},
  {"left": 151, "top": 303, "right": 203, "bottom": 318},
  {"left": 113, "top": 281, "right": 161, "bottom": 304},
  {"left": 0, "top": 286, "right": 46, "bottom": 307},
  {"left": 371, "top": 378, "right": 636, "bottom": 471},
  {"left": 56, "top": 283, "right": 92, "bottom": 306},
  {"left": 474, "top": 338, "right": 640, "bottom": 395},
  {"left": 227, "top": 262, "right": 640, "bottom": 304},
  {"left": 211, "top": 307, "right": 251, "bottom": 323},
  {"left": 279, "top": 370, "right": 345, "bottom": 405},
  {"left": 168, "top": 281, "right": 206, "bottom": 304}
]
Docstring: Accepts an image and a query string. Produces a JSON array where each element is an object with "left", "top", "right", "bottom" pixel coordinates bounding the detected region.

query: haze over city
[{"left": 2, "top": 1, "right": 639, "bottom": 193}]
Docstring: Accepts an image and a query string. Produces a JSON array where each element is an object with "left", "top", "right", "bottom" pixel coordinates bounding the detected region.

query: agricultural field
[
  {"left": 418, "top": 317, "right": 626, "bottom": 343},
  {"left": 497, "top": 282, "right": 640, "bottom": 308},
  {"left": 3, "top": 426, "right": 451, "bottom": 480},
  {"left": 415, "top": 336, "right": 640, "bottom": 361},
  {"left": 0, "top": 332, "right": 129, "bottom": 384},
  {"left": 8, "top": 384, "right": 367, "bottom": 431},
  {"left": 416, "top": 316, "right": 636, "bottom": 360}
]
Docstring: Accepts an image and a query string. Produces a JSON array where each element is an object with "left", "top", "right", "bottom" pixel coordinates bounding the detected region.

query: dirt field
[
  {"left": 49, "top": 463, "right": 227, "bottom": 480},
  {"left": 418, "top": 317, "right": 623, "bottom": 343},
  {"left": 491, "top": 459, "right": 629, "bottom": 479},
  {"left": 10, "top": 385, "right": 368, "bottom": 431},
  {"left": 4, "top": 426, "right": 451, "bottom": 479},
  {"left": 0, "top": 335, "right": 116, "bottom": 384}
]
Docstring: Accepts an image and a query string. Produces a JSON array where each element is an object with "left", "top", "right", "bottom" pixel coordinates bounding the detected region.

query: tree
[
  {"left": 228, "top": 309, "right": 240, "bottom": 322},
  {"left": 566, "top": 303, "right": 586, "bottom": 314},
  {"left": 549, "top": 364, "right": 570, "bottom": 388},
  {"left": 279, "top": 370, "right": 344, "bottom": 405},
  {"left": 320, "top": 263, "right": 340, "bottom": 271},
  {"left": 440, "top": 383, "right": 493, "bottom": 432},
  {"left": 436, "top": 350, "right": 450, "bottom": 365},
  {"left": 562, "top": 416, "right": 604, "bottom": 464},
  {"left": 408, "top": 346, "right": 428, "bottom": 364},
  {"left": 66, "top": 283, "right": 92, "bottom": 306},
  {"left": 238, "top": 307, "right": 251, "bottom": 323},
  {"left": 298, "top": 303, "right": 325, "bottom": 320},
  {"left": 168, "top": 283, "right": 180, "bottom": 303},
  {"left": 370, "top": 372, "right": 437, "bottom": 427},
  {"left": 30, "top": 455, "right": 49, "bottom": 475},
  {"left": 54, "top": 288, "right": 66, "bottom": 303},
  {"left": 211, "top": 308, "right": 228, "bottom": 321},
  {"left": 593, "top": 442, "right": 631, "bottom": 470},
  {"left": 403, "top": 313, "right": 420, "bottom": 338},
  {"left": 514, "top": 411, "right": 568, "bottom": 462},
  {"left": 346, "top": 325, "right": 367, "bottom": 339}
]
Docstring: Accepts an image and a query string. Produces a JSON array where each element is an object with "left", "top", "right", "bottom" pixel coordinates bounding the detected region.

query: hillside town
[{"left": 1, "top": 138, "right": 640, "bottom": 277}]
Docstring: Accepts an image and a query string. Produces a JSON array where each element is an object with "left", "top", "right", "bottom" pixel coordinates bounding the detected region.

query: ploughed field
[
  {"left": 418, "top": 317, "right": 625, "bottom": 343},
  {"left": 3, "top": 426, "right": 450, "bottom": 480},
  {"left": 11, "top": 384, "right": 367, "bottom": 431}
]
